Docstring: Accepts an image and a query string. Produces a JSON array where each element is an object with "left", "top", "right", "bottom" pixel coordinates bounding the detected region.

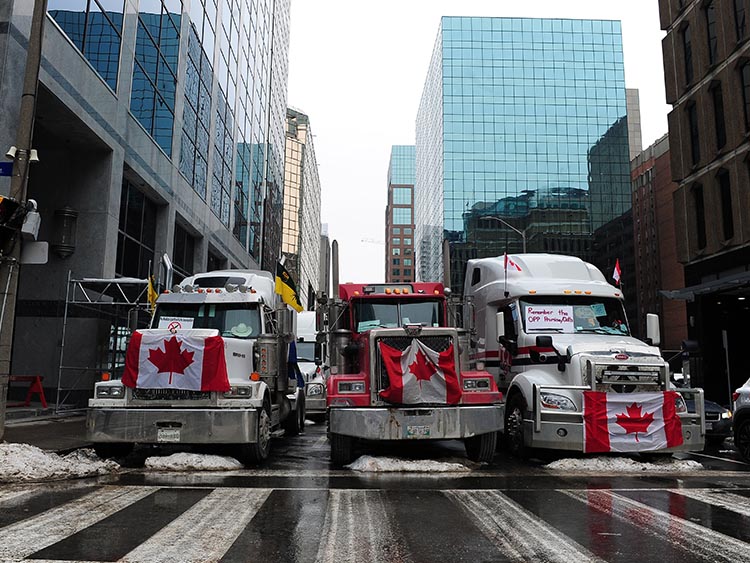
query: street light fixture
[{"left": 481, "top": 216, "right": 528, "bottom": 253}]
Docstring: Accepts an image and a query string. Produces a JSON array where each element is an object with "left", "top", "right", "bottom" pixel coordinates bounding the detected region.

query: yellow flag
[
  {"left": 147, "top": 275, "right": 158, "bottom": 313},
  {"left": 275, "top": 262, "right": 303, "bottom": 312}
]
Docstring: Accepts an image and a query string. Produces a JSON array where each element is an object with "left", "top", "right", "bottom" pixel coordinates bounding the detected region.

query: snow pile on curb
[
  {"left": 346, "top": 455, "right": 472, "bottom": 473},
  {"left": 144, "top": 452, "right": 244, "bottom": 471},
  {"left": 544, "top": 456, "right": 704, "bottom": 472},
  {"left": 0, "top": 443, "right": 119, "bottom": 482}
]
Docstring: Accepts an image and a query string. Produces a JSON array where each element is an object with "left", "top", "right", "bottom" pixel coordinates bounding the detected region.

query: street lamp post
[{"left": 482, "top": 216, "right": 528, "bottom": 253}]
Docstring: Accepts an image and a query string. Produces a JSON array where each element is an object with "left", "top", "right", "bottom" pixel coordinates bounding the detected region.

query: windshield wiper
[
  {"left": 527, "top": 328, "right": 565, "bottom": 333},
  {"left": 577, "top": 328, "right": 613, "bottom": 334}
]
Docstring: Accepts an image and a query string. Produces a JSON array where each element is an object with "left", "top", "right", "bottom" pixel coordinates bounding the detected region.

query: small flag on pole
[
  {"left": 275, "top": 262, "right": 303, "bottom": 312},
  {"left": 147, "top": 275, "right": 158, "bottom": 313},
  {"left": 612, "top": 259, "right": 621, "bottom": 286},
  {"left": 503, "top": 253, "right": 521, "bottom": 273}
]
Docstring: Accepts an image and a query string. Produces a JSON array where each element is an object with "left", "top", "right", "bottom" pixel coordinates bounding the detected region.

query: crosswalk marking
[
  {"left": 119, "top": 488, "right": 271, "bottom": 563},
  {"left": 446, "top": 490, "right": 606, "bottom": 563},
  {"left": 562, "top": 489, "right": 750, "bottom": 563},
  {"left": 315, "top": 490, "right": 409, "bottom": 563},
  {"left": 0, "top": 486, "right": 158, "bottom": 560},
  {"left": 670, "top": 488, "right": 750, "bottom": 517}
]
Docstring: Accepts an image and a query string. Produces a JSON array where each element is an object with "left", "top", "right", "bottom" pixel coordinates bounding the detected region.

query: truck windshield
[
  {"left": 152, "top": 303, "right": 262, "bottom": 339},
  {"left": 354, "top": 299, "right": 443, "bottom": 332},
  {"left": 296, "top": 341, "right": 316, "bottom": 362},
  {"left": 519, "top": 296, "right": 629, "bottom": 336}
]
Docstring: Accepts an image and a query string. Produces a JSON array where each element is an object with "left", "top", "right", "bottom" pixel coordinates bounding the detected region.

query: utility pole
[{"left": 0, "top": 0, "right": 48, "bottom": 379}]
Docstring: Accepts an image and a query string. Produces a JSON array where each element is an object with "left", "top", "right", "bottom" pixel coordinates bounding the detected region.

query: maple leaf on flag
[
  {"left": 615, "top": 402, "right": 654, "bottom": 443},
  {"left": 408, "top": 349, "right": 437, "bottom": 384},
  {"left": 148, "top": 336, "right": 195, "bottom": 385}
]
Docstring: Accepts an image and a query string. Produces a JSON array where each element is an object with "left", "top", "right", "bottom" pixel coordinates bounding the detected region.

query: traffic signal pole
[{"left": 0, "top": 0, "right": 47, "bottom": 381}]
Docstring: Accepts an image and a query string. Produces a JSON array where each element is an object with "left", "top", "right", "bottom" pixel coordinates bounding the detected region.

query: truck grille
[
  {"left": 132, "top": 388, "right": 211, "bottom": 401},
  {"left": 375, "top": 335, "right": 453, "bottom": 397},
  {"left": 585, "top": 359, "right": 666, "bottom": 393}
]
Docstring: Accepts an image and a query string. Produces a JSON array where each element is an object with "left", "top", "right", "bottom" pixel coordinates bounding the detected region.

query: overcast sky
[{"left": 287, "top": 1, "right": 670, "bottom": 285}]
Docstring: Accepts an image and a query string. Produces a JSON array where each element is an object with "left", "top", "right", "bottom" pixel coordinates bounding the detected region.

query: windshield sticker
[
  {"left": 358, "top": 319, "right": 382, "bottom": 331},
  {"left": 525, "top": 306, "right": 574, "bottom": 332},
  {"left": 158, "top": 316, "right": 195, "bottom": 330},
  {"left": 591, "top": 303, "right": 606, "bottom": 317}
]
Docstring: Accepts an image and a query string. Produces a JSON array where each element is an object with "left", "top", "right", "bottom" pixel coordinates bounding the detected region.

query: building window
[
  {"left": 404, "top": 228, "right": 412, "bottom": 235},
  {"left": 693, "top": 184, "right": 707, "bottom": 249},
  {"left": 130, "top": 0, "right": 181, "bottom": 156},
  {"left": 392, "top": 269, "right": 400, "bottom": 276},
  {"left": 393, "top": 227, "right": 401, "bottom": 235},
  {"left": 736, "top": 0, "right": 747, "bottom": 41},
  {"left": 717, "top": 169, "right": 734, "bottom": 240},
  {"left": 48, "top": 0, "right": 125, "bottom": 91},
  {"left": 711, "top": 82, "right": 726, "bottom": 149},
  {"left": 404, "top": 258, "right": 412, "bottom": 266},
  {"left": 116, "top": 179, "right": 156, "bottom": 279},
  {"left": 682, "top": 24, "right": 693, "bottom": 84},
  {"left": 173, "top": 223, "right": 196, "bottom": 282},
  {"left": 404, "top": 238, "right": 412, "bottom": 245},
  {"left": 742, "top": 62, "right": 750, "bottom": 131},
  {"left": 392, "top": 248, "right": 401, "bottom": 256},
  {"left": 392, "top": 238, "right": 401, "bottom": 245},
  {"left": 687, "top": 102, "right": 700, "bottom": 166},
  {"left": 207, "top": 249, "right": 224, "bottom": 271},
  {"left": 393, "top": 258, "right": 400, "bottom": 265},
  {"left": 404, "top": 269, "right": 412, "bottom": 277},
  {"left": 393, "top": 208, "right": 412, "bottom": 225},
  {"left": 706, "top": 1, "right": 718, "bottom": 65},
  {"left": 392, "top": 187, "right": 412, "bottom": 205}
]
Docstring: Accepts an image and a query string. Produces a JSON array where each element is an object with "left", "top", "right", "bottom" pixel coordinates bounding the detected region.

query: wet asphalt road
[{"left": 1, "top": 421, "right": 749, "bottom": 563}]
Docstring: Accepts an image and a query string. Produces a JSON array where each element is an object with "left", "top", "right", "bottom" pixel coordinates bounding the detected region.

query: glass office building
[
  {"left": 0, "top": 0, "right": 290, "bottom": 403},
  {"left": 415, "top": 17, "right": 631, "bottom": 289}
]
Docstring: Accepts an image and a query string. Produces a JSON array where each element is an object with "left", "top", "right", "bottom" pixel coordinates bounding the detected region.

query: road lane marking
[
  {"left": 0, "top": 486, "right": 158, "bottom": 560},
  {"left": 671, "top": 488, "right": 750, "bottom": 518},
  {"left": 563, "top": 489, "right": 750, "bottom": 563},
  {"left": 315, "top": 490, "right": 409, "bottom": 563},
  {"left": 119, "top": 488, "right": 271, "bottom": 563},
  {"left": 446, "top": 490, "right": 605, "bottom": 563}
]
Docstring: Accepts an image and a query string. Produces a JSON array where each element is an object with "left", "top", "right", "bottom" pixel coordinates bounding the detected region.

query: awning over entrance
[{"left": 661, "top": 270, "right": 750, "bottom": 301}]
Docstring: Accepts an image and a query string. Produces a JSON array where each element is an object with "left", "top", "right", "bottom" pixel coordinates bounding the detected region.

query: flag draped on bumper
[
  {"left": 379, "top": 340, "right": 462, "bottom": 405},
  {"left": 583, "top": 391, "right": 683, "bottom": 453},
  {"left": 122, "top": 329, "right": 230, "bottom": 392}
]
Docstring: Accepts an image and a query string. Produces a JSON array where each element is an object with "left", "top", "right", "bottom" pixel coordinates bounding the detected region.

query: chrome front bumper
[
  {"left": 329, "top": 405, "right": 504, "bottom": 440},
  {"left": 305, "top": 396, "right": 326, "bottom": 414},
  {"left": 86, "top": 408, "right": 259, "bottom": 444}
]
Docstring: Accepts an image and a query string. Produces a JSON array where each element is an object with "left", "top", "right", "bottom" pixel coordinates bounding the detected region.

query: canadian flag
[
  {"left": 583, "top": 391, "right": 683, "bottom": 453},
  {"left": 379, "top": 340, "right": 462, "bottom": 405},
  {"left": 612, "top": 259, "right": 621, "bottom": 286},
  {"left": 122, "top": 329, "right": 230, "bottom": 392},
  {"left": 504, "top": 253, "right": 522, "bottom": 272}
]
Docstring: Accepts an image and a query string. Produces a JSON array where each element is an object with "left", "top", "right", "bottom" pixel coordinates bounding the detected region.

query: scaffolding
[{"left": 56, "top": 273, "right": 152, "bottom": 412}]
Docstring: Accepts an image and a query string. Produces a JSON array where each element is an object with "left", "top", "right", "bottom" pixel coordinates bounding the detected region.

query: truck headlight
[
  {"left": 721, "top": 410, "right": 732, "bottom": 419},
  {"left": 224, "top": 386, "right": 253, "bottom": 398},
  {"left": 540, "top": 392, "right": 576, "bottom": 411},
  {"left": 306, "top": 383, "right": 324, "bottom": 397},
  {"left": 338, "top": 381, "right": 365, "bottom": 393},
  {"left": 463, "top": 377, "right": 491, "bottom": 391},
  {"left": 96, "top": 385, "right": 124, "bottom": 398}
]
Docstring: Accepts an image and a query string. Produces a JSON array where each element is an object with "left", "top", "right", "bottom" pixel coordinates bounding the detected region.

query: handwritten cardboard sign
[{"left": 525, "top": 306, "right": 574, "bottom": 332}]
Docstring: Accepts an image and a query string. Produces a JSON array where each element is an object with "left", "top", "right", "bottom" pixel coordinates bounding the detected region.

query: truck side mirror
[
  {"left": 314, "top": 342, "right": 322, "bottom": 365},
  {"left": 495, "top": 312, "right": 505, "bottom": 341},
  {"left": 646, "top": 313, "right": 660, "bottom": 346}
]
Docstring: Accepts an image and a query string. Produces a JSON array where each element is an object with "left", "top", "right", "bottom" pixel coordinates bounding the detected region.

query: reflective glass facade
[
  {"left": 386, "top": 146, "right": 416, "bottom": 282},
  {"left": 48, "top": 0, "right": 125, "bottom": 91},
  {"left": 415, "top": 17, "right": 630, "bottom": 288}
]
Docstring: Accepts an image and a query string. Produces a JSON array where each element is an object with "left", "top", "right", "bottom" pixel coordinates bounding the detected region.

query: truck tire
[
  {"left": 330, "top": 433, "right": 355, "bottom": 466},
  {"left": 238, "top": 407, "right": 272, "bottom": 465},
  {"left": 283, "top": 395, "right": 306, "bottom": 436},
  {"left": 465, "top": 431, "right": 497, "bottom": 463},
  {"left": 735, "top": 418, "right": 750, "bottom": 461},
  {"left": 93, "top": 443, "right": 134, "bottom": 460},
  {"left": 505, "top": 393, "right": 529, "bottom": 459}
]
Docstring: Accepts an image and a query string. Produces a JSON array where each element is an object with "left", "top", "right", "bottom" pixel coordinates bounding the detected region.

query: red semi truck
[{"left": 320, "top": 274, "right": 504, "bottom": 466}]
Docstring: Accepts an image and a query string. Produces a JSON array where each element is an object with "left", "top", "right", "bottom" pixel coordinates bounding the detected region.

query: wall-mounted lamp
[
  {"left": 51, "top": 206, "right": 78, "bottom": 258},
  {"left": 5, "top": 146, "right": 17, "bottom": 159}
]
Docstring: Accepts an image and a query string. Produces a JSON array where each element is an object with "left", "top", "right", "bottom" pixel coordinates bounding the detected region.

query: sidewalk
[{"left": 2, "top": 403, "right": 90, "bottom": 453}]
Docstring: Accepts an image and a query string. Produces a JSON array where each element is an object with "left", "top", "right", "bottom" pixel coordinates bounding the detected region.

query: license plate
[
  {"left": 157, "top": 428, "right": 181, "bottom": 443},
  {"left": 406, "top": 425, "right": 430, "bottom": 438}
]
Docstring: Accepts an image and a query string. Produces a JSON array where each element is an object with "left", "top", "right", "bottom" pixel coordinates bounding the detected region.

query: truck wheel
[
  {"left": 465, "top": 431, "right": 497, "bottom": 463},
  {"left": 283, "top": 395, "right": 306, "bottom": 436},
  {"left": 330, "top": 433, "right": 355, "bottom": 466},
  {"left": 238, "top": 408, "right": 272, "bottom": 465},
  {"left": 505, "top": 394, "right": 529, "bottom": 459},
  {"left": 93, "top": 443, "right": 134, "bottom": 460},
  {"left": 736, "top": 419, "right": 750, "bottom": 461}
]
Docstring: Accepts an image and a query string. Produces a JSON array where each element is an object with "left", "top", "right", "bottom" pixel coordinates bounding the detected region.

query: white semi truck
[
  {"left": 86, "top": 269, "right": 304, "bottom": 464},
  {"left": 463, "top": 254, "right": 706, "bottom": 457}
]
